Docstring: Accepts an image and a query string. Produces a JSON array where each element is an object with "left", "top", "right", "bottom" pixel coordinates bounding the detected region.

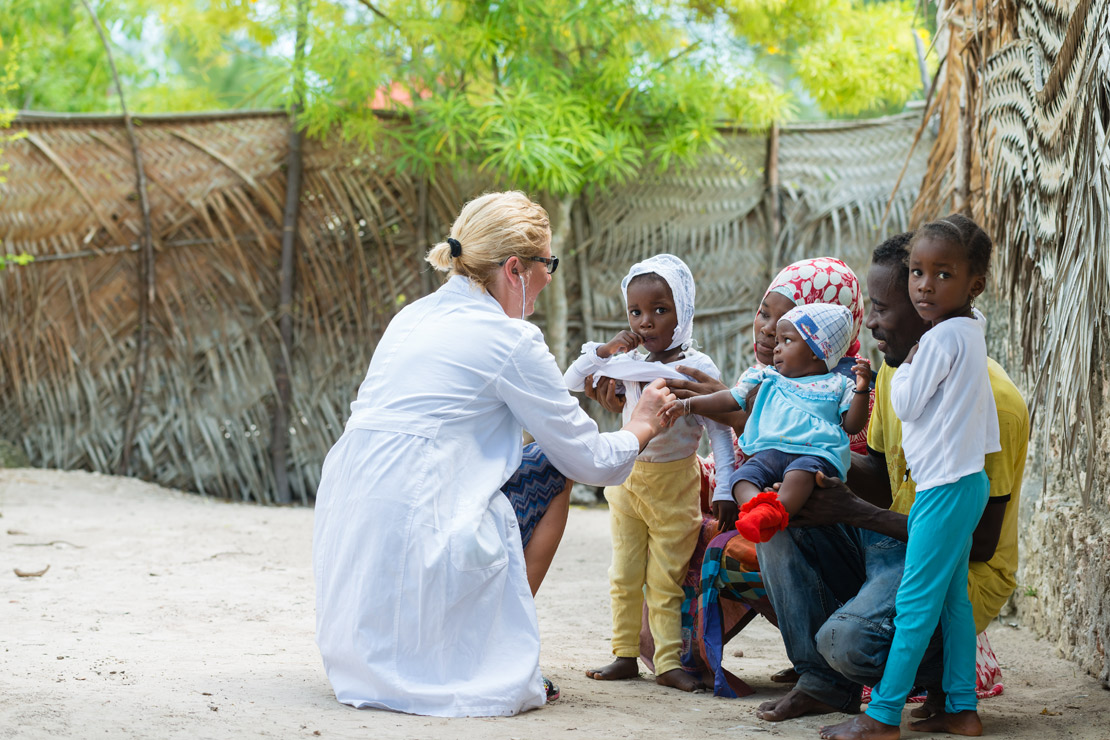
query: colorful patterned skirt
[{"left": 501, "top": 442, "right": 567, "bottom": 549}]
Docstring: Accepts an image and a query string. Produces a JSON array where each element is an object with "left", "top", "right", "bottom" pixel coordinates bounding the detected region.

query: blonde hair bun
[{"left": 424, "top": 191, "right": 551, "bottom": 289}]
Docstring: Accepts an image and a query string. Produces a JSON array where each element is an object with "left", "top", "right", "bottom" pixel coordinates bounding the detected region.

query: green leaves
[{"left": 3, "top": 0, "right": 933, "bottom": 196}]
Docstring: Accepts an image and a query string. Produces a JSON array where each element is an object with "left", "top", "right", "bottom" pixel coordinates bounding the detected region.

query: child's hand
[
  {"left": 658, "top": 398, "right": 688, "bottom": 427},
  {"left": 597, "top": 330, "right": 642, "bottom": 359},
  {"left": 904, "top": 343, "right": 919, "bottom": 365},
  {"left": 712, "top": 500, "right": 739, "bottom": 533},
  {"left": 852, "top": 358, "right": 872, "bottom": 392}
]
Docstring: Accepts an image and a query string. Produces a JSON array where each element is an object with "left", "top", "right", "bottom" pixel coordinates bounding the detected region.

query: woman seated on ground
[{"left": 313, "top": 191, "right": 674, "bottom": 718}]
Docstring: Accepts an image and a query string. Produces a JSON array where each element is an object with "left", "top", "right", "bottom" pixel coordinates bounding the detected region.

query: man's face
[{"left": 866, "top": 261, "right": 929, "bottom": 367}]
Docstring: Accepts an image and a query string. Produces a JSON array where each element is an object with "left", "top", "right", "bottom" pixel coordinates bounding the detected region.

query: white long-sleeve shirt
[
  {"left": 565, "top": 342, "right": 738, "bottom": 502},
  {"left": 889, "top": 309, "right": 1001, "bottom": 490},
  {"left": 314, "top": 276, "right": 640, "bottom": 718}
]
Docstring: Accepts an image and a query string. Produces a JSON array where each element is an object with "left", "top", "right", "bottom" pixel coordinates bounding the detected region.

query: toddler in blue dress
[{"left": 662, "top": 302, "right": 872, "bottom": 543}]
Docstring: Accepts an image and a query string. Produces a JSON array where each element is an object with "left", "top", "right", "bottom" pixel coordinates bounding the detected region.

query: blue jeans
[{"left": 757, "top": 524, "right": 943, "bottom": 711}]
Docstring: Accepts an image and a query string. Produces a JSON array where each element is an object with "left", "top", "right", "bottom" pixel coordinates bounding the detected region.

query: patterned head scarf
[
  {"left": 758, "top": 257, "right": 864, "bottom": 357},
  {"left": 621, "top": 253, "right": 696, "bottom": 351},
  {"left": 781, "top": 303, "right": 854, "bottom": 371}
]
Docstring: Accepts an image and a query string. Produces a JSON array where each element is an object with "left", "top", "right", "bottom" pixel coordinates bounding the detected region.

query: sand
[{"left": 2, "top": 468, "right": 1108, "bottom": 740}]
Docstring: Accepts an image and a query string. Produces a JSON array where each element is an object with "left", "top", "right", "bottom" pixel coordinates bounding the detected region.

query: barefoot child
[
  {"left": 662, "top": 302, "right": 871, "bottom": 543},
  {"left": 564, "top": 254, "right": 736, "bottom": 692},
  {"left": 820, "top": 214, "right": 1000, "bottom": 740}
]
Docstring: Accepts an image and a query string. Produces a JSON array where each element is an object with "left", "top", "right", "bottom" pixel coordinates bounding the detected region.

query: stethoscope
[{"left": 518, "top": 273, "right": 526, "bottom": 320}]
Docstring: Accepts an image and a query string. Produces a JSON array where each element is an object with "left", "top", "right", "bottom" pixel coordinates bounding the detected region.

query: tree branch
[
  {"left": 78, "top": 0, "right": 156, "bottom": 477},
  {"left": 354, "top": 0, "right": 403, "bottom": 32}
]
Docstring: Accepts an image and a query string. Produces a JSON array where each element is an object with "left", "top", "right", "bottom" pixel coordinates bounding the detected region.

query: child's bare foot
[
  {"left": 756, "top": 688, "right": 843, "bottom": 721},
  {"left": 908, "top": 689, "right": 944, "bottom": 719},
  {"left": 909, "top": 709, "right": 982, "bottom": 736},
  {"left": 818, "top": 714, "right": 900, "bottom": 740},
  {"left": 655, "top": 668, "right": 705, "bottom": 692},
  {"left": 585, "top": 657, "right": 639, "bottom": 680}
]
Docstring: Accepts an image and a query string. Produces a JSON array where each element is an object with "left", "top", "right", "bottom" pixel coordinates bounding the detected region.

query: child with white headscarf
[{"left": 565, "top": 254, "right": 736, "bottom": 692}]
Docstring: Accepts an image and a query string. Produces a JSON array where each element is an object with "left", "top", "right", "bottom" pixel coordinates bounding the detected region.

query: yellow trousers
[{"left": 604, "top": 455, "right": 702, "bottom": 675}]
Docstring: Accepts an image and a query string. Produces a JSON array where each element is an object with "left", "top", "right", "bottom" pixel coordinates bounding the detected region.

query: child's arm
[
  {"left": 889, "top": 335, "right": 953, "bottom": 422},
  {"left": 660, "top": 388, "right": 740, "bottom": 426},
  {"left": 841, "top": 358, "right": 872, "bottom": 435},
  {"left": 702, "top": 415, "right": 738, "bottom": 501},
  {"left": 563, "top": 330, "right": 642, "bottom": 391}
]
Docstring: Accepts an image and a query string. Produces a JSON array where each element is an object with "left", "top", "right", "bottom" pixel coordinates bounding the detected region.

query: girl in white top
[
  {"left": 564, "top": 254, "right": 736, "bottom": 692},
  {"left": 821, "top": 215, "right": 1002, "bottom": 740},
  {"left": 313, "top": 192, "right": 674, "bottom": 718}
]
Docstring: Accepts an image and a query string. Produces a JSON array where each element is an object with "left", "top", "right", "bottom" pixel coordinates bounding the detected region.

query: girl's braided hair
[{"left": 910, "top": 213, "right": 993, "bottom": 277}]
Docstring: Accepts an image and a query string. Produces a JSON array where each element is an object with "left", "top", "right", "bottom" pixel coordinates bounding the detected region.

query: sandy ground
[{"left": 2, "top": 468, "right": 1108, "bottom": 740}]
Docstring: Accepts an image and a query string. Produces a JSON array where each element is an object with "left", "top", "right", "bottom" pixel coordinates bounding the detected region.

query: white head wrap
[{"left": 620, "top": 253, "right": 696, "bottom": 351}]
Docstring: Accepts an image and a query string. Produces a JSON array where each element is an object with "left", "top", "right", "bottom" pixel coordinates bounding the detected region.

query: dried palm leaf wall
[
  {"left": 914, "top": 0, "right": 1110, "bottom": 681},
  {"left": 0, "top": 110, "right": 931, "bottom": 504},
  {"left": 564, "top": 113, "right": 931, "bottom": 392}
]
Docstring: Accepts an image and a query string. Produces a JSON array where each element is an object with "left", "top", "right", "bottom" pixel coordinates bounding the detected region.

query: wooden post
[
  {"left": 270, "top": 0, "right": 309, "bottom": 505},
  {"left": 80, "top": 0, "right": 156, "bottom": 477},
  {"left": 416, "top": 176, "right": 433, "bottom": 296},
  {"left": 764, "top": 121, "right": 781, "bottom": 277},
  {"left": 957, "top": 59, "right": 975, "bottom": 216}
]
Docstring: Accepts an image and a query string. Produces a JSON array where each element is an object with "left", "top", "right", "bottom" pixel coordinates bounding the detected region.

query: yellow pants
[{"left": 604, "top": 455, "right": 702, "bottom": 675}]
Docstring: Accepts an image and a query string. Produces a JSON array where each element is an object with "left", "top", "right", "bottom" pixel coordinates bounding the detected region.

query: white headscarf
[{"left": 620, "top": 253, "right": 696, "bottom": 351}]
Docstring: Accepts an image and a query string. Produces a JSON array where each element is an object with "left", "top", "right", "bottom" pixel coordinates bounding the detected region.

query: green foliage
[
  {"left": 368, "top": 0, "right": 747, "bottom": 195},
  {"left": 693, "top": 0, "right": 928, "bottom": 117},
  {"left": 1, "top": 0, "right": 931, "bottom": 195},
  {"left": 0, "top": 38, "right": 32, "bottom": 267}
]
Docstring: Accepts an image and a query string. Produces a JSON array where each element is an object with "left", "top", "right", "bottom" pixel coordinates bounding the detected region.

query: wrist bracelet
[
  {"left": 681, "top": 398, "right": 691, "bottom": 415},
  {"left": 852, "top": 388, "right": 869, "bottom": 395}
]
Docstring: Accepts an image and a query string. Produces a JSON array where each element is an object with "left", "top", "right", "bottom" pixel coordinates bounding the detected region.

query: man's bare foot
[
  {"left": 908, "top": 689, "right": 944, "bottom": 719},
  {"left": 585, "top": 657, "right": 639, "bottom": 680},
  {"left": 770, "top": 666, "right": 800, "bottom": 684},
  {"left": 909, "top": 709, "right": 982, "bottom": 736},
  {"left": 655, "top": 668, "right": 705, "bottom": 692},
  {"left": 818, "top": 714, "right": 900, "bottom": 740},
  {"left": 756, "top": 688, "right": 843, "bottom": 721}
]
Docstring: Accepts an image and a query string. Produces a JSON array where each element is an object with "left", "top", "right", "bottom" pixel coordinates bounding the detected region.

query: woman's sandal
[{"left": 543, "top": 676, "right": 561, "bottom": 702}]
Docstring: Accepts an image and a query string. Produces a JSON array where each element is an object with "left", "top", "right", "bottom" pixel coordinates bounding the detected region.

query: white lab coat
[{"left": 313, "top": 275, "right": 640, "bottom": 717}]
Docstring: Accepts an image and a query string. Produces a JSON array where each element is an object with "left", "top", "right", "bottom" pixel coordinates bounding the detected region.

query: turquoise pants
[{"left": 866, "top": 470, "right": 989, "bottom": 726}]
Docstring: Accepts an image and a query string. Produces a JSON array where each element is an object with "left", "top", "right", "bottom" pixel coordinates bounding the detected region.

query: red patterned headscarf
[{"left": 758, "top": 257, "right": 864, "bottom": 357}]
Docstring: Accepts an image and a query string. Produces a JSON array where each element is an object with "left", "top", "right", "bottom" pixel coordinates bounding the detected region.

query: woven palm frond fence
[
  {"left": 911, "top": 0, "right": 1110, "bottom": 499},
  {"left": 0, "top": 110, "right": 932, "bottom": 504}
]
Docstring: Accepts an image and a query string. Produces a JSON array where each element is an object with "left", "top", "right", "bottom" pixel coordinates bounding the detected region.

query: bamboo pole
[
  {"left": 270, "top": 0, "right": 309, "bottom": 505},
  {"left": 79, "top": 0, "right": 156, "bottom": 476}
]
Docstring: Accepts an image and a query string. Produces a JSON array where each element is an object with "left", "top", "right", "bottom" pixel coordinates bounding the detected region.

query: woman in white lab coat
[{"left": 313, "top": 191, "right": 673, "bottom": 718}]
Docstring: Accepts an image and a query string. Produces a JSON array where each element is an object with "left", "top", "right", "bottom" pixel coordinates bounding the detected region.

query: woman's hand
[
  {"left": 622, "top": 378, "right": 676, "bottom": 450},
  {"left": 598, "top": 330, "right": 642, "bottom": 359},
  {"left": 668, "top": 365, "right": 728, "bottom": 399},
  {"left": 583, "top": 374, "right": 626, "bottom": 414}
]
